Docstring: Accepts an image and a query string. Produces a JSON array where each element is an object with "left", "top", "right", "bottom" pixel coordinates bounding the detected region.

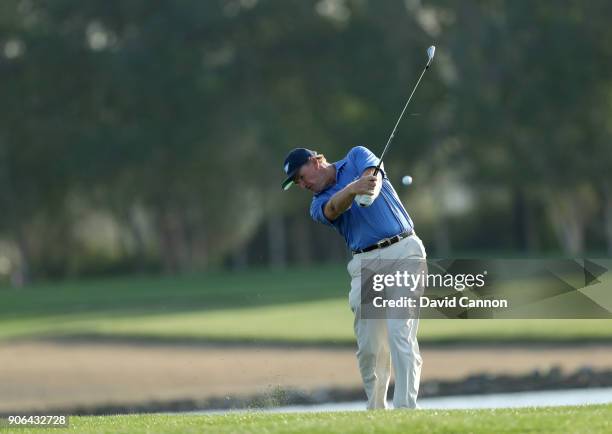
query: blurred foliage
[{"left": 0, "top": 0, "right": 611, "bottom": 282}]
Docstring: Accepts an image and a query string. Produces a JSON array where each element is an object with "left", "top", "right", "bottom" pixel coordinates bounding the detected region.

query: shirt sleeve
[
  {"left": 348, "top": 146, "right": 384, "bottom": 175},
  {"left": 310, "top": 195, "right": 334, "bottom": 226}
]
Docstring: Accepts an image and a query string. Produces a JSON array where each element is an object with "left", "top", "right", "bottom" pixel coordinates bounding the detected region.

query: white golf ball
[{"left": 402, "top": 175, "right": 413, "bottom": 186}]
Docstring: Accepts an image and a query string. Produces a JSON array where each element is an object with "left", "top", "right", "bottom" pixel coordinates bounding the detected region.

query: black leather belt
[{"left": 352, "top": 230, "right": 413, "bottom": 255}]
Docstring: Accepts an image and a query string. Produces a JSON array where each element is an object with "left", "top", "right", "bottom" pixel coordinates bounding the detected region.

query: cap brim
[
  {"left": 282, "top": 179, "right": 294, "bottom": 190},
  {"left": 281, "top": 169, "right": 297, "bottom": 190}
]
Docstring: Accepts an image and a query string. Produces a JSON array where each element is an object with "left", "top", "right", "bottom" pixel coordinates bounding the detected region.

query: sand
[{"left": 1, "top": 340, "right": 611, "bottom": 413}]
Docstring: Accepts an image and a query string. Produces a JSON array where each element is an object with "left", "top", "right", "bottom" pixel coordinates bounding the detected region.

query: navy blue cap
[{"left": 281, "top": 148, "right": 317, "bottom": 190}]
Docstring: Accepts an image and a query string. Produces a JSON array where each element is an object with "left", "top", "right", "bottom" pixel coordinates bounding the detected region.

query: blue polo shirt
[{"left": 310, "top": 146, "right": 414, "bottom": 251}]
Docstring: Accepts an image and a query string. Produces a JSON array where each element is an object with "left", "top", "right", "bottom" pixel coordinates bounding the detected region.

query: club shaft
[{"left": 373, "top": 60, "right": 431, "bottom": 176}]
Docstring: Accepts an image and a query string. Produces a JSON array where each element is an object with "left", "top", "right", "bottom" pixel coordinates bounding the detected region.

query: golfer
[{"left": 282, "top": 146, "right": 426, "bottom": 410}]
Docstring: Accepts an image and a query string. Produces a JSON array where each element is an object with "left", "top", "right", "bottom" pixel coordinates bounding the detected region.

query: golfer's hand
[{"left": 351, "top": 175, "right": 378, "bottom": 196}]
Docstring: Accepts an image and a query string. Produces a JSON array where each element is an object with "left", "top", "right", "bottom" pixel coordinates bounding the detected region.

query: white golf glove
[{"left": 355, "top": 193, "right": 375, "bottom": 207}]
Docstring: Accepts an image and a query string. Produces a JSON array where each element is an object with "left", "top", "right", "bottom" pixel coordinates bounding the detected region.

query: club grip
[{"left": 355, "top": 194, "right": 374, "bottom": 207}]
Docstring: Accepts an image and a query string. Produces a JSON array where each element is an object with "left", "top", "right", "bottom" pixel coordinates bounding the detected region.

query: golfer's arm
[
  {"left": 324, "top": 184, "right": 357, "bottom": 221},
  {"left": 323, "top": 168, "right": 382, "bottom": 221}
]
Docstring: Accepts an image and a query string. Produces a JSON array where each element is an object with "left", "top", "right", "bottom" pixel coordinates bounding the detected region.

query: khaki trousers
[{"left": 347, "top": 234, "right": 426, "bottom": 409}]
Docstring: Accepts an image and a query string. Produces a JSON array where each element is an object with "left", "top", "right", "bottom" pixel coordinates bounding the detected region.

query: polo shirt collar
[{"left": 334, "top": 158, "right": 347, "bottom": 182}]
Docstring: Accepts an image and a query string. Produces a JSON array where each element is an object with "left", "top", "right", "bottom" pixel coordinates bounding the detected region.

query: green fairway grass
[
  {"left": 6, "top": 405, "right": 612, "bottom": 434},
  {"left": 1, "top": 266, "right": 611, "bottom": 344}
]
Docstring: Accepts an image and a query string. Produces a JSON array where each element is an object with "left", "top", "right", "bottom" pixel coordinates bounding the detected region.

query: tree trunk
[
  {"left": 433, "top": 213, "right": 451, "bottom": 257},
  {"left": 232, "top": 246, "right": 248, "bottom": 271},
  {"left": 188, "top": 214, "right": 208, "bottom": 271},
  {"left": 155, "top": 204, "right": 189, "bottom": 274},
  {"left": 523, "top": 196, "right": 539, "bottom": 252},
  {"left": 602, "top": 183, "right": 612, "bottom": 256},
  {"left": 12, "top": 226, "right": 31, "bottom": 288},
  {"left": 548, "top": 191, "right": 587, "bottom": 256},
  {"left": 267, "top": 213, "right": 286, "bottom": 269},
  {"left": 156, "top": 209, "right": 176, "bottom": 274},
  {"left": 179, "top": 205, "right": 198, "bottom": 272},
  {"left": 513, "top": 188, "right": 539, "bottom": 252},
  {"left": 292, "top": 214, "right": 312, "bottom": 266},
  {"left": 0, "top": 144, "right": 30, "bottom": 286},
  {"left": 126, "top": 206, "right": 149, "bottom": 272},
  {"left": 433, "top": 180, "right": 451, "bottom": 256}
]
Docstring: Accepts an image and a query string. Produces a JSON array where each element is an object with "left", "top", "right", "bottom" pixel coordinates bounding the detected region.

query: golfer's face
[{"left": 295, "top": 159, "right": 323, "bottom": 193}]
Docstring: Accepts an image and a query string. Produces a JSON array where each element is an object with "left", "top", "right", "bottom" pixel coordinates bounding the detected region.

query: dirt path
[{"left": 1, "top": 340, "right": 612, "bottom": 413}]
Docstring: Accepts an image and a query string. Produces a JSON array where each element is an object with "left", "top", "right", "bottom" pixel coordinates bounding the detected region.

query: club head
[{"left": 427, "top": 45, "right": 436, "bottom": 60}]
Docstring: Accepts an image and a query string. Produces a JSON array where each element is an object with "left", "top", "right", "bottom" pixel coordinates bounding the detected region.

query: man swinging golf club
[{"left": 282, "top": 46, "right": 435, "bottom": 410}]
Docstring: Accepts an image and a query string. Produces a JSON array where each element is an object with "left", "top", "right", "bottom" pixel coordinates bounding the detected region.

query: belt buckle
[{"left": 378, "top": 237, "right": 390, "bottom": 249}]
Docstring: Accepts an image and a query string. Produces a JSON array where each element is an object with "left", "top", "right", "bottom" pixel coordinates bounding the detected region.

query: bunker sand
[{"left": 1, "top": 340, "right": 611, "bottom": 412}]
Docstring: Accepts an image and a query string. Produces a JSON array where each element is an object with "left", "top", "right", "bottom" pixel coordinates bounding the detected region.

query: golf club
[{"left": 356, "top": 45, "right": 435, "bottom": 207}]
